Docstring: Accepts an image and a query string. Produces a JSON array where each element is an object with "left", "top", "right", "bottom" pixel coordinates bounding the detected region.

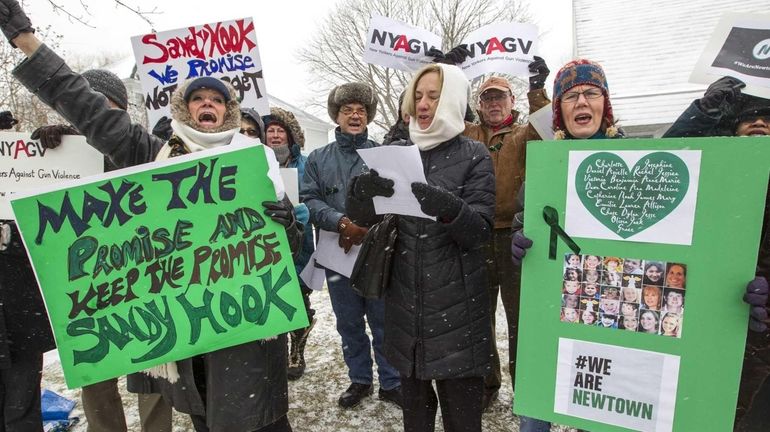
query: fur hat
[
  {"left": 263, "top": 107, "right": 306, "bottom": 149},
  {"left": 327, "top": 82, "right": 377, "bottom": 124},
  {"left": 171, "top": 77, "right": 241, "bottom": 133},
  {"left": 240, "top": 108, "right": 266, "bottom": 143},
  {"left": 552, "top": 59, "right": 617, "bottom": 138},
  {"left": 82, "top": 69, "right": 128, "bottom": 110}
]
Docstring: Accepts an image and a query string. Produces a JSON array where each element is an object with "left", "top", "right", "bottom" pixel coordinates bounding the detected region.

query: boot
[{"left": 288, "top": 317, "right": 316, "bottom": 380}]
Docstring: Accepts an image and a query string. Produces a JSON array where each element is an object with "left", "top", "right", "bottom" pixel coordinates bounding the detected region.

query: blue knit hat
[{"left": 552, "top": 59, "right": 615, "bottom": 136}]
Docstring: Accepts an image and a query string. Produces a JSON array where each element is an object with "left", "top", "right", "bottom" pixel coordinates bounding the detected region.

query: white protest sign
[
  {"left": 529, "top": 103, "right": 555, "bottom": 141},
  {"left": 362, "top": 14, "right": 442, "bottom": 72},
  {"left": 554, "top": 338, "right": 680, "bottom": 432},
  {"left": 0, "top": 134, "right": 103, "bottom": 219},
  {"left": 690, "top": 12, "right": 770, "bottom": 98},
  {"left": 458, "top": 22, "right": 539, "bottom": 81},
  {"left": 280, "top": 168, "right": 299, "bottom": 205},
  {"left": 131, "top": 17, "right": 269, "bottom": 128}
]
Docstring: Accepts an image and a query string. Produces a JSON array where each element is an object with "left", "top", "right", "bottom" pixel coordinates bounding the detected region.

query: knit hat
[
  {"left": 735, "top": 94, "right": 770, "bottom": 126},
  {"left": 327, "top": 82, "right": 377, "bottom": 124},
  {"left": 240, "top": 108, "right": 266, "bottom": 143},
  {"left": 552, "top": 59, "right": 616, "bottom": 137},
  {"left": 82, "top": 69, "right": 128, "bottom": 110},
  {"left": 183, "top": 77, "right": 231, "bottom": 103}
]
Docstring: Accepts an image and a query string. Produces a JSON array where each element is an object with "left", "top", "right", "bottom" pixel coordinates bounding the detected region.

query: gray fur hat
[
  {"left": 327, "top": 82, "right": 377, "bottom": 124},
  {"left": 82, "top": 69, "right": 128, "bottom": 110}
]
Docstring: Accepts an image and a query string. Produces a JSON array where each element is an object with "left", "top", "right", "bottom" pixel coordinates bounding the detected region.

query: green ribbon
[{"left": 543, "top": 206, "right": 581, "bottom": 260}]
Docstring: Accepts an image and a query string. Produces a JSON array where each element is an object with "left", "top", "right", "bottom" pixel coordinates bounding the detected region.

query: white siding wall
[{"left": 574, "top": 0, "right": 768, "bottom": 133}]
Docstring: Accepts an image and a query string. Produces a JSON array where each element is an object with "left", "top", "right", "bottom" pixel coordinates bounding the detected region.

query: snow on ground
[{"left": 42, "top": 289, "right": 575, "bottom": 431}]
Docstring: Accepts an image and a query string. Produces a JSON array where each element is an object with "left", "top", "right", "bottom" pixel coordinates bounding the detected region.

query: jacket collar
[{"left": 335, "top": 126, "right": 369, "bottom": 151}]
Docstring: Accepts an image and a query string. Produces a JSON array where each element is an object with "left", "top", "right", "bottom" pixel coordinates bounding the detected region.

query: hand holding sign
[{"left": 0, "top": 0, "right": 33, "bottom": 47}]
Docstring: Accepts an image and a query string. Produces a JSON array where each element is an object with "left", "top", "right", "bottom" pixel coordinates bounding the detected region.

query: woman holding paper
[{"left": 347, "top": 63, "right": 495, "bottom": 432}]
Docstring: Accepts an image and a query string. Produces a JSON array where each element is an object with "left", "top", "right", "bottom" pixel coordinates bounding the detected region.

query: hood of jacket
[{"left": 171, "top": 78, "right": 241, "bottom": 134}]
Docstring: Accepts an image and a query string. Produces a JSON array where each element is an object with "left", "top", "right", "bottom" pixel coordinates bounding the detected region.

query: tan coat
[{"left": 463, "top": 88, "right": 550, "bottom": 229}]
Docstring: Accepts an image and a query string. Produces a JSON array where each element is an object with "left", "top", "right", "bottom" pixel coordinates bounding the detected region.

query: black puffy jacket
[{"left": 348, "top": 135, "right": 495, "bottom": 380}]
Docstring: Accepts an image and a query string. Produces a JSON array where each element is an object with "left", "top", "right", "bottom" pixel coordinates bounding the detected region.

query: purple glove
[
  {"left": 510, "top": 230, "right": 533, "bottom": 267},
  {"left": 744, "top": 277, "right": 768, "bottom": 332}
]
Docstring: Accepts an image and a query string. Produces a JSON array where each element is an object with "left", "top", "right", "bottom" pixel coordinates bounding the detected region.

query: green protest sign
[
  {"left": 514, "top": 137, "right": 770, "bottom": 431},
  {"left": 11, "top": 142, "right": 307, "bottom": 388}
]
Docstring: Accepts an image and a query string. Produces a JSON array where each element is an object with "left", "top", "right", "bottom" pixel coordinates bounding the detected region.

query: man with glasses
[
  {"left": 462, "top": 57, "right": 551, "bottom": 411},
  {"left": 300, "top": 83, "right": 402, "bottom": 409}
]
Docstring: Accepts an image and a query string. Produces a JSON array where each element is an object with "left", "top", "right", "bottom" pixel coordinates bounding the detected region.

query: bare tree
[
  {"left": 299, "top": 0, "right": 532, "bottom": 130},
  {"left": 41, "top": 0, "right": 160, "bottom": 28}
]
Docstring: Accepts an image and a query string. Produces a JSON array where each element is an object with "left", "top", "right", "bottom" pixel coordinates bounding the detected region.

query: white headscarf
[{"left": 408, "top": 64, "right": 470, "bottom": 151}]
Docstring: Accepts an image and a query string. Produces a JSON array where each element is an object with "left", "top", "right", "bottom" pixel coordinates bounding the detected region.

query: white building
[{"left": 572, "top": 0, "right": 768, "bottom": 137}]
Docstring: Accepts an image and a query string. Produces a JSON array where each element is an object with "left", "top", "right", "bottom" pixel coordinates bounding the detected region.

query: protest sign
[
  {"left": 458, "top": 22, "right": 539, "bottom": 80},
  {"left": 131, "top": 17, "right": 268, "bottom": 128},
  {"left": 691, "top": 12, "right": 770, "bottom": 98},
  {"left": 0, "top": 133, "right": 103, "bottom": 219},
  {"left": 11, "top": 142, "right": 306, "bottom": 388},
  {"left": 515, "top": 137, "right": 770, "bottom": 431},
  {"left": 362, "top": 14, "right": 442, "bottom": 72}
]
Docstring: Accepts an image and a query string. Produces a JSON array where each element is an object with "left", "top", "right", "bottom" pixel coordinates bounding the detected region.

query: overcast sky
[{"left": 23, "top": 0, "right": 572, "bottom": 110}]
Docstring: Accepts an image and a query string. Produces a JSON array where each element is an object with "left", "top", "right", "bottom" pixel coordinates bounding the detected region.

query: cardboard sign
[
  {"left": 362, "top": 14, "right": 442, "bottom": 72},
  {"left": 515, "top": 137, "right": 770, "bottom": 431},
  {"left": 131, "top": 17, "right": 269, "bottom": 128},
  {"left": 458, "top": 22, "right": 539, "bottom": 80},
  {"left": 11, "top": 142, "right": 307, "bottom": 388},
  {"left": 0, "top": 133, "right": 103, "bottom": 219},
  {"left": 691, "top": 12, "right": 770, "bottom": 98}
]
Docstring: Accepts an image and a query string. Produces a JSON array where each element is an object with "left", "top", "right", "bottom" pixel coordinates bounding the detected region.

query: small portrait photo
[
  {"left": 599, "top": 298, "right": 620, "bottom": 315},
  {"left": 662, "top": 288, "right": 685, "bottom": 315},
  {"left": 665, "top": 263, "right": 687, "bottom": 289},
  {"left": 583, "top": 255, "right": 603, "bottom": 272},
  {"left": 564, "top": 253, "right": 583, "bottom": 269},
  {"left": 564, "top": 267, "right": 582, "bottom": 282},
  {"left": 598, "top": 313, "right": 618, "bottom": 329},
  {"left": 581, "top": 309, "right": 597, "bottom": 325},
  {"left": 639, "top": 310, "right": 661, "bottom": 334},
  {"left": 621, "top": 301, "right": 640, "bottom": 318},
  {"left": 623, "top": 258, "right": 644, "bottom": 275},
  {"left": 602, "top": 269, "right": 622, "bottom": 287},
  {"left": 643, "top": 261, "right": 666, "bottom": 286},
  {"left": 660, "top": 312, "right": 682, "bottom": 338},
  {"left": 620, "top": 313, "right": 639, "bottom": 331},
  {"left": 603, "top": 256, "right": 623, "bottom": 275},
  {"left": 621, "top": 285, "right": 641, "bottom": 303},
  {"left": 583, "top": 269, "right": 601, "bottom": 285},
  {"left": 601, "top": 285, "right": 620, "bottom": 300},
  {"left": 580, "top": 297, "right": 600, "bottom": 313},
  {"left": 561, "top": 307, "right": 579, "bottom": 323},
  {"left": 641, "top": 285, "right": 662, "bottom": 310},
  {"left": 562, "top": 293, "right": 580, "bottom": 309},
  {"left": 622, "top": 274, "right": 642, "bottom": 290},
  {"left": 563, "top": 280, "right": 581, "bottom": 295},
  {"left": 582, "top": 282, "right": 600, "bottom": 299}
]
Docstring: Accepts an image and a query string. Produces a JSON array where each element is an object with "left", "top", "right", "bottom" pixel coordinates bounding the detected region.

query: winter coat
[
  {"left": 347, "top": 135, "right": 495, "bottom": 380},
  {"left": 13, "top": 44, "right": 164, "bottom": 168},
  {"left": 300, "top": 127, "right": 378, "bottom": 232},
  {"left": 383, "top": 119, "right": 410, "bottom": 145},
  {"left": 662, "top": 100, "right": 737, "bottom": 138},
  {"left": 463, "top": 88, "right": 550, "bottom": 229},
  {"left": 0, "top": 221, "right": 55, "bottom": 367}
]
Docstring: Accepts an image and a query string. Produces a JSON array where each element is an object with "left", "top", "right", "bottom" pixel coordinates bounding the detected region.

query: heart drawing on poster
[{"left": 575, "top": 152, "right": 689, "bottom": 238}]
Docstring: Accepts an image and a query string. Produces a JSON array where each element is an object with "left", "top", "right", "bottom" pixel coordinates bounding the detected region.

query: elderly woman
[
  {"left": 511, "top": 59, "right": 622, "bottom": 432},
  {"left": 346, "top": 63, "right": 495, "bottom": 432}
]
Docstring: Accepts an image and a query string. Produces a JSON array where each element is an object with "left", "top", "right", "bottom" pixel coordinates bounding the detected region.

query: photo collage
[{"left": 561, "top": 254, "right": 686, "bottom": 338}]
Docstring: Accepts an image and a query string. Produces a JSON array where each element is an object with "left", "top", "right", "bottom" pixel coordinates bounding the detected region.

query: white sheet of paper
[
  {"left": 458, "top": 22, "right": 539, "bottom": 81},
  {"left": 280, "top": 168, "right": 299, "bottom": 205},
  {"left": 690, "top": 12, "right": 770, "bottom": 98},
  {"left": 529, "top": 103, "right": 555, "bottom": 141},
  {"left": 314, "top": 230, "right": 361, "bottom": 278},
  {"left": 357, "top": 145, "right": 433, "bottom": 220},
  {"left": 299, "top": 252, "right": 326, "bottom": 291}
]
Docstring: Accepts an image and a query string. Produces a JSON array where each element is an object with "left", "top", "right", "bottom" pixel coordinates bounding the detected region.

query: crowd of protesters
[{"left": 0, "top": 0, "right": 768, "bottom": 431}]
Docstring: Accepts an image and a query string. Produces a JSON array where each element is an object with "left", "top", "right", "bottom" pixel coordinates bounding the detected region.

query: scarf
[
  {"left": 169, "top": 119, "right": 239, "bottom": 152},
  {"left": 272, "top": 144, "right": 292, "bottom": 166},
  {"left": 409, "top": 64, "right": 469, "bottom": 151}
]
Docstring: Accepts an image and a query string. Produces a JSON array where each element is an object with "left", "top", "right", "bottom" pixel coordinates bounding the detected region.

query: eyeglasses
[
  {"left": 340, "top": 107, "right": 367, "bottom": 117},
  {"left": 562, "top": 88, "right": 603, "bottom": 103},
  {"left": 240, "top": 128, "right": 260, "bottom": 138},
  {"left": 480, "top": 93, "right": 510, "bottom": 103}
]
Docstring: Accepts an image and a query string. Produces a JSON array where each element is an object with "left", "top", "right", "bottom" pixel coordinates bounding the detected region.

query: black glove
[
  {"left": 0, "top": 0, "right": 33, "bottom": 47},
  {"left": 31, "top": 124, "right": 79, "bottom": 150},
  {"left": 152, "top": 116, "right": 173, "bottom": 141},
  {"left": 510, "top": 230, "right": 533, "bottom": 266},
  {"left": 700, "top": 76, "right": 745, "bottom": 113},
  {"left": 443, "top": 45, "right": 471, "bottom": 65},
  {"left": 745, "top": 277, "right": 769, "bottom": 332},
  {"left": 0, "top": 110, "right": 17, "bottom": 129},
  {"left": 411, "top": 182, "right": 463, "bottom": 222},
  {"left": 528, "top": 56, "right": 550, "bottom": 90},
  {"left": 262, "top": 200, "right": 295, "bottom": 229},
  {"left": 352, "top": 169, "right": 394, "bottom": 200}
]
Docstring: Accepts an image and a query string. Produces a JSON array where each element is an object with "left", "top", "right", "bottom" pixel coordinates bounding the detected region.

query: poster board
[
  {"left": 10, "top": 142, "right": 307, "bottom": 388},
  {"left": 515, "top": 137, "right": 770, "bottom": 431}
]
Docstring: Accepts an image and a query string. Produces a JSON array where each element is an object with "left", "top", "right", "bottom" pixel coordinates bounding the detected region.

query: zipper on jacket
[{"left": 415, "top": 219, "right": 424, "bottom": 378}]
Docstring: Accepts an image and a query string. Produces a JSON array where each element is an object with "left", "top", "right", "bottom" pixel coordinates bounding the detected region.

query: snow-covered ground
[{"left": 42, "top": 289, "right": 574, "bottom": 431}]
